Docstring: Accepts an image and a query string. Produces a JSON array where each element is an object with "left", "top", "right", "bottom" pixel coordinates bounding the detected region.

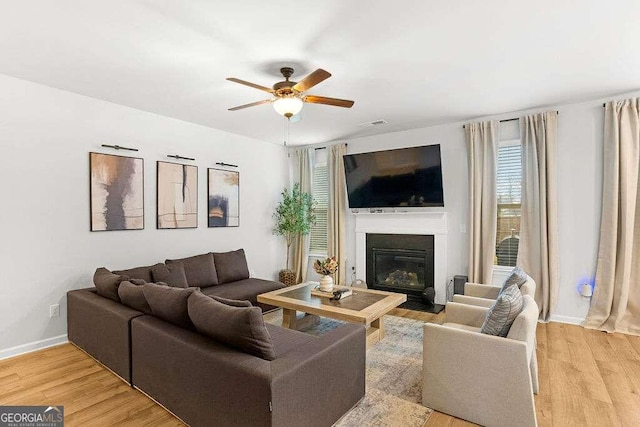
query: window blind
[
  {"left": 495, "top": 142, "right": 522, "bottom": 266},
  {"left": 496, "top": 144, "right": 522, "bottom": 205},
  {"left": 309, "top": 164, "right": 329, "bottom": 254}
]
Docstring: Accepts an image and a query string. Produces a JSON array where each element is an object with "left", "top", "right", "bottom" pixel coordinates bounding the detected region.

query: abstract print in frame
[
  {"left": 208, "top": 168, "right": 239, "bottom": 227},
  {"left": 90, "top": 152, "right": 144, "bottom": 231},
  {"left": 157, "top": 161, "right": 198, "bottom": 229}
]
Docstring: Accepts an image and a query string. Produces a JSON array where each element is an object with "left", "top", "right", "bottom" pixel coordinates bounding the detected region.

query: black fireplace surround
[{"left": 366, "top": 233, "right": 434, "bottom": 297}]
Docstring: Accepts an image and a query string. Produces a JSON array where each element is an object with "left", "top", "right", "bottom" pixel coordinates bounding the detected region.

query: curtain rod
[
  {"left": 315, "top": 143, "right": 348, "bottom": 150},
  {"left": 463, "top": 111, "right": 559, "bottom": 128}
]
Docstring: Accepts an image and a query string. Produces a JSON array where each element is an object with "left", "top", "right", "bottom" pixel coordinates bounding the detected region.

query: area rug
[{"left": 263, "top": 311, "right": 432, "bottom": 426}]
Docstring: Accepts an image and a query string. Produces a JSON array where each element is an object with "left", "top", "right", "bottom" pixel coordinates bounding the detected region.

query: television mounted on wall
[{"left": 343, "top": 145, "right": 444, "bottom": 209}]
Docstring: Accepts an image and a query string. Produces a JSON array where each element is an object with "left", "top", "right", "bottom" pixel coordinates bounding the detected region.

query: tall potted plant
[{"left": 273, "top": 183, "right": 316, "bottom": 286}]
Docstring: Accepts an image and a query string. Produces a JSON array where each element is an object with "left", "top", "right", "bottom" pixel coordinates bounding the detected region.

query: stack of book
[{"left": 311, "top": 287, "right": 353, "bottom": 299}]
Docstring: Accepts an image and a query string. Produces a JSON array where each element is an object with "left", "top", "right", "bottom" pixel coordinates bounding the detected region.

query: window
[
  {"left": 495, "top": 140, "right": 522, "bottom": 267},
  {"left": 309, "top": 162, "right": 329, "bottom": 255}
]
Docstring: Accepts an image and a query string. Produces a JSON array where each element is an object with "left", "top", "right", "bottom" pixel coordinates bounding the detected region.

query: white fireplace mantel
[{"left": 354, "top": 212, "right": 448, "bottom": 304}]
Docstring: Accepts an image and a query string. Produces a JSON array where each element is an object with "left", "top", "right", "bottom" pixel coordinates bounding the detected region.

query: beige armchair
[
  {"left": 422, "top": 296, "right": 539, "bottom": 427},
  {"left": 452, "top": 274, "right": 537, "bottom": 308}
]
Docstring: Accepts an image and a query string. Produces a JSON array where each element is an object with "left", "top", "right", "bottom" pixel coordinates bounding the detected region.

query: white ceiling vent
[{"left": 358, "top": 119, "right": 388, "bottom": 127}]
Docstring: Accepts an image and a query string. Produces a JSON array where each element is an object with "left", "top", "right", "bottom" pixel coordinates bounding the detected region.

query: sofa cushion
[
  {"left": 187, "top": 292, "right": 276, "bottom": 360},
  {"left": 208, "top": 295, "right": 252, "bottom": 307},
  {"left": 143, "top": 285, "right": 199, "bottom": 329},
  {"left": 118, "top": 281, "right": 152, "bottom": 314},
  {"left": 151, "top": 262, "right": 189, "bottom": 288},
  {"left": 501, "top": 266, "right": 529, "bottom": 292},
  {"left": 94, "top": 267, "right": 128, "bottom": 302},
  {"left": 480, "top": 284, "right": 524, "bottom": 337},
  {"left": 213, "top": 249, "right": 250, "bottom": 284},
  {"left": 113, "top": 265, "right": 154, "bottom": 283},
  {"left": 265, "top": 323, "right": 314, "bottom": 358},
  {"left": 166, "top": 253, "right": 218, "bottom": 287},
  {"left": 201, "top": 278, "right": 284, "bottom": 305}
]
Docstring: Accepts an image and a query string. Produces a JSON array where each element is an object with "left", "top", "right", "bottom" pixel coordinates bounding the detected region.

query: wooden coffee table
[{"left": 258, "top": 282, "right": 406, "bottom": 349}]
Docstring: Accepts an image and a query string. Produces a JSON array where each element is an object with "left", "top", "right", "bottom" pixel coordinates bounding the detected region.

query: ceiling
[{"left": 1, "top": 1, "right": 639, "bottom": 146}]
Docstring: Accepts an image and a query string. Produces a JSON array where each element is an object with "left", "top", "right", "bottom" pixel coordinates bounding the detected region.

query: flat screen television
[{"left": 343, "top": 145, "right": 444, "bottom": 208}]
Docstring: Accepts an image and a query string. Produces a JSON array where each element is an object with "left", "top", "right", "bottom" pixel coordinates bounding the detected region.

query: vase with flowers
[{"left": 313, "top": 256, "right": 339, "bottom": 292}]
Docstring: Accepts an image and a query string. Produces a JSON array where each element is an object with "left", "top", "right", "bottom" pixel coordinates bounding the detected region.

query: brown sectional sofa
[
  {"left": 132, "top": 315, "right": 364, "bottom": 427},
  {"left": 67, "top": 249, "right": 366, "bottom": 427}
]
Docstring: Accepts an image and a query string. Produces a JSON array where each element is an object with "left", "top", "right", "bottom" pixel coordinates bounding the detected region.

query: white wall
[
  {"left": 342, "top": 90, "right": 640, "bottom": 323},
  {"left": 552, "top": 99, "right": 607, "bottom": 322},
  {"left": 0, "top": 74, "right": 288, "bottom": 356}
]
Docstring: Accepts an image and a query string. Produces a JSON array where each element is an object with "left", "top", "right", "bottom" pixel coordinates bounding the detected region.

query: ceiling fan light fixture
[
  {"left": 227, "top": 67, "right": 353, "bottom": 116},
  {"left": 273, "top": 96, "right": 303, "bottom": 118}
]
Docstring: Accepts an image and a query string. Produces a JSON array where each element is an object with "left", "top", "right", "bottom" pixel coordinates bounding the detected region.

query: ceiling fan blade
[
  {"left": 226, "top": 78, "right": 274, "bottom": 93},
  {"left": 304, "top": 95, "right": 354, "bottom": 108},
  {"left": 228, "top": 99, "right": 272, "bottom": 111},
  {"left": 292, "top": 69, "right": 331, "bottom": 92}
]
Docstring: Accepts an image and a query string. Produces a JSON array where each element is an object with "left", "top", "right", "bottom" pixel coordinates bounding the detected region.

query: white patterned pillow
[
  {"left": 480, "top": 284, "right": 524, "bottom": 337},
  {"left": 501, "top": 266, "right": 529, "bottom": 292}
]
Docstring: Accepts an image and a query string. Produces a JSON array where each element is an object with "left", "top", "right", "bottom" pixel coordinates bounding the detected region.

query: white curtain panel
[
  {"left": 584, "top": 99, "right": 640, "bottom": 335},
  {"left": 293, "top": 148, "right": 312, "bottom": 283},
  {"left": 518, "top": 111, "right": 559, "bottom": 321},
  {"left": 465, "top": 121, "right": 498, "bottom": 285},
  {"left": 328, "top": 143, "right": 347, "bottom": 286}
]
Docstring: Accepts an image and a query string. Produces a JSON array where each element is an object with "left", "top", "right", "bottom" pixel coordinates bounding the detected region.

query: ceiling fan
[{"left": 227, "top": 67, "right": 355, "bottom": 119}]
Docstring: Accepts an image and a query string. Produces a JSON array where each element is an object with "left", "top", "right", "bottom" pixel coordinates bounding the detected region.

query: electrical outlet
[{"left": 50, "top": 304, "right": 60, "bottom": 318}]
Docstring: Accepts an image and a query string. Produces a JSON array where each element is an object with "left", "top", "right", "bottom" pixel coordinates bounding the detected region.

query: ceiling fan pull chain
[{"left": 283, "top": 116, "right": 287, "bottom": 147}]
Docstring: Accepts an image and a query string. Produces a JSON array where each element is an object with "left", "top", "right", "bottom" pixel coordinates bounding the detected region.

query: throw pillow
[
  {"left": 480, "top": 284, "right": 524, "bottom": 337},
  {"left": 166, "top": 253, "right": 218, "bottom": 287},
  {"left": 501, "top": 266, "right": 529, "bottom": 292},
  {"left": 208, "top": 294, "right": 252, "bottom": 307},
  {"left": 213, "top": 249, "right": 250, "bottom": 284},
  {"left": 94, "top": 267, "right": 128, "bottom": 302},
  {"left": 188, "top": 292, "right": 276, "bottom": 360},
  {"left": 118, "top": 281, "right": 152, "bottom": 314},
  {"left": 113, "top": 265, "right": 154, "bottom": 283},
  {"left": 129, "top": 278, "right": 147, "bottom": 285},
  {"left": 151, "top": 262, "right": 189, "bottom": 288},
  {"left": 142, "top": 285, "right": 199, "bottom": 329}
]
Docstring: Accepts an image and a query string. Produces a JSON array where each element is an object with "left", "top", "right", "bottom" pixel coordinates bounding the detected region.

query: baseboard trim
[
  {"left": 0, "top": 334, "right": 68, "bottom": 361},
  {"left": 548, "top": 314, "right": 584, "bottom": 325}
]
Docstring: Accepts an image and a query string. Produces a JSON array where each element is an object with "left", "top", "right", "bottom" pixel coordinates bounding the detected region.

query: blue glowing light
[{"left": 576, "top": 276, "right": 595, "bottom": 295}]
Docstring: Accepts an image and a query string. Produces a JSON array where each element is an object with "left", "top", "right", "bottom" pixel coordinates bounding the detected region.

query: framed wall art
[
  {"left": 90, "top": 152, "right": 144, "bottom": 231},
  {"left": 208, "top": 168, "right": 239, "bottom": 227},
  {"left": 157, "top": 161, "right": 198, "bottom": 229}
]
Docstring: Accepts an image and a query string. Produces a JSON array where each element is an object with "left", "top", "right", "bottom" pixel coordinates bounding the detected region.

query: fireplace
[
  {"left": 354, "top": 211, "right": 448, "bottom": 305},
  {"left": 366, "top": 234, "right": 434, "bottom": 297}
]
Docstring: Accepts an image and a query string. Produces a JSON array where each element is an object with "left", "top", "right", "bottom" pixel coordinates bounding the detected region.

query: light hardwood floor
[{"left": 1, "top": 309, "right": 640, "bottom": 426}]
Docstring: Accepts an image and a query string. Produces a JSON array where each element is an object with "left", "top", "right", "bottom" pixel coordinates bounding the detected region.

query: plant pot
[
  {"left": 279, "top": 269, "right": 297, "bottom": 287},
  {"left": 319, "top": 275, "right": 334, "bottom": 292}
]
